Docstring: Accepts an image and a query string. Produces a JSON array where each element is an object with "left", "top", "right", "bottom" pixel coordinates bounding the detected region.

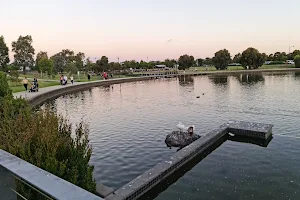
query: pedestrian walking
[
  {"left": 23, "top": 77, "right": 29, "bottom": 91},
  {"left": 70, "top": 76, "right": 74, "bottom": 85}
]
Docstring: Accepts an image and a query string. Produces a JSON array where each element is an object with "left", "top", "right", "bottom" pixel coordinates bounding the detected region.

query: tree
[
  {"left": 267, "top": 54, "right": 274, "bottom": 61},
  {"left": 65, "top": 62, "right": 78, "bottom": 75},
  {"left": 178, "top": 54, "right": 194, "bottom": 70},
  {"left": 38, "top": 57, "right": 54, "bottom": 76},
  {"left": 0, "top": 36, "right": 10, "bottom": 71},
  {"left": 139, "top": 60, "right": 148, "bottom": 69},
  {"left": 95, "top": 56, "right": 109, "bottom": 72},
  {"left": 240, "top": 47, "right": 266, "bottom": 69},
  {"left": 292, "top": 50, "right": 300, "bottom": 58},
  {"left": 0, "top": 72, "right": 11, "bottom": 98},
  {"left": 203, "top": 57, "right": 213, "bottom": 66},
  {"left": 196, "top": 58, "right": 203, "bottom": 66},
  {"left": 74, "top": 52, "right": 85, "bottom": 71},
  {"left": 294, "top": 55, "right": 300, "bottom": 68},
  {"left": 212, "top": 49, "right": 231, "bottom": 70},
  {"left": 35, "top": 51, "right": 48, "bottom": 69},
  {"left": 232, "top": 53, "right": 241, "bottom": 64},
  {"left": 12, "top": 35, "right": 35, "bottom": 73},
  {"left": 164, "top": 59, "right": 177, "bottom": 68},
  {"left": 50, "top": 53, "right": 65, "bottom": 73}
]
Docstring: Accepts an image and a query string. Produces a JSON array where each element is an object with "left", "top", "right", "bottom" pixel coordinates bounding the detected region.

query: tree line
[{"left": 1, "top": 35, "right": 300, "bottom": 75}]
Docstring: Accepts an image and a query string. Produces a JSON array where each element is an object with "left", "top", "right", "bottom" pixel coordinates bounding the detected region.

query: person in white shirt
[{"left": 70, "top": 76, "right": 74, "bottom": 85}]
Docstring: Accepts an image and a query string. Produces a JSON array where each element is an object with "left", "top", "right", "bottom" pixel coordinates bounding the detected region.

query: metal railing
[{"left": 0, "top": 150, "right": 103, "bottom": 200}]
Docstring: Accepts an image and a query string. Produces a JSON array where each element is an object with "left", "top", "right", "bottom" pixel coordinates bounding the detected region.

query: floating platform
[{"left": 105, "top": 121, "right": 273, "bottom": 200}]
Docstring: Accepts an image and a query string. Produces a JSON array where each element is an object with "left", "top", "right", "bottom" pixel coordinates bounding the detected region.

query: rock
[{"left": 165, "top": 131, "right": 201, "bottom": 148}]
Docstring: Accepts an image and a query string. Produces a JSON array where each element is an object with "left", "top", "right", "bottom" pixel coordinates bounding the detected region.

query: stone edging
[{"left": 24, "top": 76, "right": 156, "bottom": 107}]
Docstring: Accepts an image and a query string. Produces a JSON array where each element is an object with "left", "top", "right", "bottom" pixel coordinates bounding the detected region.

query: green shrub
[
  {"left": 0, "top": 74, "right": 96, "bottom": 199},
  {"left": 294, "top": 55, "right": 300, "bottom": 68},
  {"left": 0, "top": 71, "right": 11, "bottom": 98}
]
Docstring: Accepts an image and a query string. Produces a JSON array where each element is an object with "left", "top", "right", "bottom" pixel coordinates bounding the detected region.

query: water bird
[
  {"left": 196, "top": 96, "right": 200, "bottom": 98},
  {"left": 165, "top": 123, "right": 200, "bottom": 149}
]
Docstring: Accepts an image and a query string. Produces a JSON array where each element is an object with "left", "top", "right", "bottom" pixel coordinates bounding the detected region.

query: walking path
[{"left": 14, "top": 81, "right": 83, "bottom": 100}]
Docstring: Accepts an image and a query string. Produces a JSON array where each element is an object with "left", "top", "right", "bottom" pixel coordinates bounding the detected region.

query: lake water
[{"left": 43, "top": 72, "right": 300, "bottom": 200}]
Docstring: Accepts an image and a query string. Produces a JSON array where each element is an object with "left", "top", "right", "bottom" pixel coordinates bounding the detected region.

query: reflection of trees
[
  {"left": 208, "top": 75, "right": 228, "bottom": 85},
  {"left": 178, "top": 75, "right": 194, "bottom": 86},
  {"left": 234, "top": 73, "right": 265, "bottom": 84},
  {"left": 295, "top": 72, "right": 300, "bottom": 77}
]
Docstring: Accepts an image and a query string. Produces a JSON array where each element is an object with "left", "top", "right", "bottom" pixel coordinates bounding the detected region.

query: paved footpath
[{"left": 14, "top": 81, "right": 92, "bottom": 100}]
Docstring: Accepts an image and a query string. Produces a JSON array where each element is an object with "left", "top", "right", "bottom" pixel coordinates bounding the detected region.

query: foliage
[
  {"left": 35, "top": 51, "right": 48, "bottom": 70},
  {"left": 0, "top": 36, "right": 10, "bottom": 71},
  {"left": 50, "top": 49, "right": 76, "bottom": 73},
  {"left": 164, "top": 59, "right": 176, "bottom": 68},
  {"left": 196, "top": 58, "right": 203, "bottom": 66},
  {"left": 240, "top": 47, "right": 266, "bottom": 69},
  {"left": 9, "top": 70, "right": 20, "bottom": 85},
  {"left": 139, "top": 60, "right": 148, "bottom": 69},
  {"left": 74, "top": 52, "right": 85, "bottom": 70},
  {"left": 212, "top": 49, "right": 231, "bottom": 70},
  {"left": 38, "top": 57, "right": 54, "bottom": 75},
  {"left": 232, "top": 53, "right": 241, "bottom": 64},
  {"left": 294, "top": 55, "right": 300, "bottom": 68},
  {"left": 203, "top": 57, "right": 213, "bottom": 66},
  {"left": 0, "top": 74, "right": 96, "bottom": 198},
  {"left": 95, "top": 56, "right": 109, "bottom": 72},
  {"left": 0, "top": 71, "right": 11, "bottom": 98},
  {"left": 12, "top": 35, "right": 35, "bottom": 73},
  {"left": 292, "top": 50, "right": 300, "bottom": 58},
  {"left": 65, "top": 62, "right": 79, "bottom": 75},
  {"left": 178, "top": 54, "right": 195, "bottom": 70}
]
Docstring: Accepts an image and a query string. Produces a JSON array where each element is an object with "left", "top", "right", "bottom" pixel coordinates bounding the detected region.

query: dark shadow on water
[
  {"left": 233, "top": 73, "right": 265, "bottom": 84},
  {"left": 294, "top": 72, "right": 300, "bottom": 77},
  {"left": 178, "top": 75, "right": 194, "bottom": 86},
  {"left": 140, "top": 135, "right": 228, "bottom": 200},
  {"left": 208, "top": 75, "right": 228, "bottom": 85},
  {"left": 228, "top": 135, "right": 273, "bottom": 147},
  {"left": 140, "top": 134, "right": 273, "bottom": 200}
]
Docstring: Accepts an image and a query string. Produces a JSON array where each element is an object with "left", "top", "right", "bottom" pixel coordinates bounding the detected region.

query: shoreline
[{"left": 14, "top": 67, "right": 300, "bottom": 107}]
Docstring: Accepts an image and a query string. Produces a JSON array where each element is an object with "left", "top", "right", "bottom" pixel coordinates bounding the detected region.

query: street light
[{"left": 289, "top": 46, "right": 294, "bottom": 54}]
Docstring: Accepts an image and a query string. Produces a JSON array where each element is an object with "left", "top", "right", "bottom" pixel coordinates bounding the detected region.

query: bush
[
  {"left": 294, "top": 55, "right": 300, "bottom": 68},
  {"left": 240, "top": 47, "right": 265, "bottom": 69},
  {"left": 9, "top": 70, "right": 20, "bottom": 85},
  {"left": 0, "top": 71, "right": 11, "bottom": 98},
  {"left": 0, "top": 74, "right": 96, "bottom": 198}
]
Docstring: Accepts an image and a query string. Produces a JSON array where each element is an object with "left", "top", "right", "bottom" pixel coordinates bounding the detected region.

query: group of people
[
  {"left": 23, "top": 77, "right": 39, "bottom": 92},
  {"left": 60, "top": 75, "right": 74, "bottom": 85}
]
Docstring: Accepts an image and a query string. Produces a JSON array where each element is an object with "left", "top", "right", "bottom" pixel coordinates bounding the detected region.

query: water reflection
[
  {"left": 178, "top": 75, "right": 194, "bottom": 86},
  {"left": 294, "top": 72, "right": 300, "bottom": 77},
  {"left": 208, "top": 75, "right": 228, "bottom": 85},
  {"left": 234, "top": 73, "right": 265, "bottom": 84}
]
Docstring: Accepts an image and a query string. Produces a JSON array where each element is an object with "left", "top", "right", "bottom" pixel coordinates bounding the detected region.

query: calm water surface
[{"left": 44, "top": 72, "right": 300, "bottom": 200}]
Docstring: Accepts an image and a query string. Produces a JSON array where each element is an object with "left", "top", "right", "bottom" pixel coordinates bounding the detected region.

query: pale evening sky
[{"left": 1, "top": 0, "right": 299, "bottom": 62}]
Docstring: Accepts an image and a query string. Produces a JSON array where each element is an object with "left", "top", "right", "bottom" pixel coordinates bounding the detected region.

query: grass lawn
[{"left": 9, "top": 80, "right": 60, "bottom": 93}]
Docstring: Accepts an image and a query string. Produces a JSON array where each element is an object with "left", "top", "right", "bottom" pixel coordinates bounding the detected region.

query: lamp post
[{"left": 289, "top": 46, "right": 294, "bottom": 54}]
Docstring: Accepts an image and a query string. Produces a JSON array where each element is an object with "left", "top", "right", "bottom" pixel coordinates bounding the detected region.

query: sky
[{"left": 1, "top": 0, "right": 300, "bottom": 62}]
